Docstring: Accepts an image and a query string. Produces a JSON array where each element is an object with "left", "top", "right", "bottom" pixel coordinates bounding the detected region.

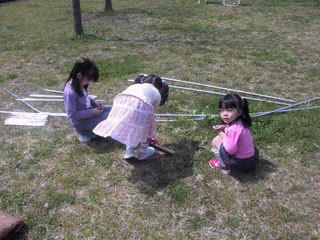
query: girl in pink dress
[
  {"left": 209, "top": 93, "right": 259, "bottom": 174},
  {"left": 93, "top": 74, "right": 169, "bottom": 160}
]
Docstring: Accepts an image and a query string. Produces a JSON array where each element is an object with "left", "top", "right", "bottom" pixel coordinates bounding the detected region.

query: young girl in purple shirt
[
  {"left": 63, "top": 57, "right": 112, "bottom": 142},
  {"left": 209, "top": 93, "right": 259, "bottom": 174}
]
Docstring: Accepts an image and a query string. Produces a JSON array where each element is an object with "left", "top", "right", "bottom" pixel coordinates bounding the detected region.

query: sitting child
[
  {"left": 209, "top": 93, "right": 259, "bottom": 174},
  {"left": 63, "top": 57, "right": 112, "bottom": 142}
]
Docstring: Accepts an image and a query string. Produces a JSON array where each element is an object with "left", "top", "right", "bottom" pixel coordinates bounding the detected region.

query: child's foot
[
  {"left": 78, "top": 135, "right": 91, "bottom": 143},
  {"left": 138, "top": 147, "right": 155, "bottom": 160},
  {"left": 209, "top": 159, "right": 231, "bottom": 174},
  {"left": 123, "top": 148, "right": 136, "bottom": 159}
]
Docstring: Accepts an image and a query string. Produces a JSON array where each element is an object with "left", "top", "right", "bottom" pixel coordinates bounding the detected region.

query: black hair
[
  {"left": 65, "top": 57, "right": 99, "bottom": 97},
  {"left": 219, "top": 93, "right": 252, "bottom": 128},
  {"left": 134, "top": 74, "right": 169, "bottom": 106}
]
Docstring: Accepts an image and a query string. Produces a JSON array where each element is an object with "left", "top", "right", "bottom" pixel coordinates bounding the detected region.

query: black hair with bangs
[
  {"left": 134, "top": 74, "right": 169, "bottom": 106},
  {"left": 219, "top": 93, "right": 252, "bottom": 128},
  {"left": 65, "top": 57, "right": 99, "bottom": 97}
]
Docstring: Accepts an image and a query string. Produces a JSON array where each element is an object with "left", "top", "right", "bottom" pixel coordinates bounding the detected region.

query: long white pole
[
  {"left": 251, "top": 106, "right": 320, "bottom": 116},
  {"left": 156, "top": 118, "right": 207, "bottom": 122},
  {"left": 43, "top": 89, "right": 64, "bottom": 94},
  {"left": 155, "top": 105, "right": 320, "bottom": 121},
  {"left": 3, "top": 88, "right": 41, "bottom": 113},
  {"left": 17, "top": 98, "right": 64, "bottom": 102},
  {"left": 30, "top": 94, "right": 63, "bottom": 98},
  {"left": 42, "top": 89, "right": 97, "bottom": 99},
  {"left": 0, "top": 111, "right": 67, "bottom": 117},
  {"left": 254, "top": 97, "right": 320, "bottom": 117},
  {"left": 156, "top": 113, "right": 216, "bottom": 117},
  {"left": 140, "top": 74, "right": 296, "bottom": 103},
  {"left": 127, "top": 79, "right": 291, "bottom": 106},
  {"left": 171, "top": 85, "right": 291, "bottom": 106}
]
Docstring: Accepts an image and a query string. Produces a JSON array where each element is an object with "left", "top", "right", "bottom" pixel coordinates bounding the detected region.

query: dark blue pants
[
  {"left": 219, "top": 145, "right": 259, "bottom": 172},
  {"left": 74, "top": 105, "right": 112, "bottom": 138}
]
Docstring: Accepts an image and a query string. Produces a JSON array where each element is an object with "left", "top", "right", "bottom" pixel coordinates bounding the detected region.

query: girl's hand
[
  {"left": 213, "top": 125, "right": 226, "bottom": 133},
  {"left": 92, "top": 107, "right": 103, "bottom": 115},
  {"left": 95, "top": 102, "right": 104, "bottom": 109}
]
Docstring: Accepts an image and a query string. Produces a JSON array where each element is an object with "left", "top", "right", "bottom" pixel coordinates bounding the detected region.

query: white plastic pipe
[
  {"left": 3, "top": 88, "right": 41, "bottom": 113},
  {"left": 30, "top": 94, "right": 63, "bottom": 98},
  {"left": 0, "top": 111, "right": 67, "bottom": 117},
  {"left": 222, "top": 0, "right": 241, "bottom": 6},
  {"left": 251, "top": 106, "right": 320, "bottom": 116},
  {"left": 42, "top": 89, "right": 97, "bottom": 99},
  {"left": 254, "top": 97, "right": 320, "bottom": 117},
  {"left": 156, "top": 117, "right": 207, "bottom": 122},
  {"left": 140, "top": 74, "right": 296, "bottom": 103},
  {"left": 170, "top": 85, "right": 291, "bottom": 106},
  {"left": 156, "top": 113, "right": 217, "bottom": 117},
  {"left": 43, "top": 89, "right": 64, "bottom": 94},
  {"left": 156, "top": 106, "right": 320, "bottom": 117},
  {"left": 4, "top": 112, "right": 49, "bottom": 126},
  {"left": 127, "top": 79, "right": 291, "bottom": 106},
  {"left": 155, "top": 105, "right": 320, "bottom": 121},
  {"left": 17, "top": 98, "right": 64, "bottom": 102}
]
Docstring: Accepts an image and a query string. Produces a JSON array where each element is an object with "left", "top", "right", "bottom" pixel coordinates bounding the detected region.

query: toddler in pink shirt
[{"left": 209, "top": 93, "right": 259, "bottom": 174}]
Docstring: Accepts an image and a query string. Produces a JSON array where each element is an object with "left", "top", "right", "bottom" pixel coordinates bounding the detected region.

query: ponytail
[{"left": 241, "top": 98, "right": 252, "bottom": 128}]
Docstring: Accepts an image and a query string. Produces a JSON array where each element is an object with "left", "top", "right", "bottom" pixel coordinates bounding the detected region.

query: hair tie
[{"left": 79, "top": 56, "right": 91, "bottom": 64}]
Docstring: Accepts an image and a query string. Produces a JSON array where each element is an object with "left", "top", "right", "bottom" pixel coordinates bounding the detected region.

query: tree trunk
[
  {"left": 105, "top": 0, "right": 113, "bottom": 11},
  {"left": 72, "top": 0, "right": 84, "bottom": 35}
]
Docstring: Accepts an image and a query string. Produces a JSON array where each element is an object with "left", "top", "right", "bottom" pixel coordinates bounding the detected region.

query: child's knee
[{"left": 211, "top": 135, "right": 222, "bottom": 149}]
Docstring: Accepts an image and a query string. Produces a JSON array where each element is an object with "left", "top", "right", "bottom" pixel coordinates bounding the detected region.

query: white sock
[
  {"left": 212, "top": 149, "right": 226, "bottom": 167},
  {"left": 126, "top": 146, "right": 135, "bottom": 152},
  {"left": 139, "top": 141, "right": 149, "bottom": 154}
]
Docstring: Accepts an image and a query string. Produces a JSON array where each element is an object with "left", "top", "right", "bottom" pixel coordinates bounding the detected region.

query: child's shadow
[
  {"left": 229, "top": 158, "right": 277, "bottom": 183},
  {"left": 86, "top": 137, "right": 123, "bottom": 153},
  {"left": 127, "top": 140, "right": 198, "bottom": 196}
]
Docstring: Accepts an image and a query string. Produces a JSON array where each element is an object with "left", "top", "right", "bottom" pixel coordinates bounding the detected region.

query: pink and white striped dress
[{"left": 93, "top": 84, "right": 160, "bottom": 148}]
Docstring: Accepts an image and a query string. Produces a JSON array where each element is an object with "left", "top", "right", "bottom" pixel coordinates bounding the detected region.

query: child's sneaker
[
  {"left": 123, "top": 148, "right": 136, "bottom": 159},
  {"left": 78, "top": 135, "right": 91, "bottom": 143},
  {"left": 209, "top": 159, "right": 231, "bottom": 174},
  {"left": 137, "top": 147, "right": 155, "bottom": 160}
]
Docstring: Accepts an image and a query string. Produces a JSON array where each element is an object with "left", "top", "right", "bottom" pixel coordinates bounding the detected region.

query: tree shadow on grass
[
  {"left": 229, "top": 158, "right": 277, "bottom": 183},
  {"left": 127, "top": 140, "right": 198, "bottom": 196},
  {"left": 86, "top": 136, "right": 123, "bottom": 153}
]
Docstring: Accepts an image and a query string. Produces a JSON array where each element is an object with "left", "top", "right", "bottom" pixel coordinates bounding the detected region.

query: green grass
[{"left": 1, "top": 0, "right": 320, "bottom": 239}]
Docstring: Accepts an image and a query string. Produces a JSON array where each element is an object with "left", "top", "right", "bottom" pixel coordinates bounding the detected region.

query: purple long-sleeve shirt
[{"left": 63, "top": 82, "right": 94, "bottom": 126}]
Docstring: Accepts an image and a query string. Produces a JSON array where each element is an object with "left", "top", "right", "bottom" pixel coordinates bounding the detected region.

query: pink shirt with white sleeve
[{"left": 223, "top": 120, "right": 255, "bottom": 159}]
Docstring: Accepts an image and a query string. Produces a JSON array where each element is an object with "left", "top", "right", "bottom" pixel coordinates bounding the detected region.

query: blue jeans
[{"left": 73, "top": 105, "right": 112, "bottom": 138}]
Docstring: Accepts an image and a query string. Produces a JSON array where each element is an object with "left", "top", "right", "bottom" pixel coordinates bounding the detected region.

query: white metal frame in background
[{"left": 198, "top": 0, "right": 241, "bottom": 6}]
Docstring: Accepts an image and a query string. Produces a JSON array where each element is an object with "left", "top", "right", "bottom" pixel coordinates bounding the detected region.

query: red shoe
[{"left": 209, "top": 159, "right": 231, "bottom": 174}]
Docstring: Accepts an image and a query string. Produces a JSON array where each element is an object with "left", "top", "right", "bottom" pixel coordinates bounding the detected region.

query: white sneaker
[
  {"left": 137, "top": 147, "right": 155, "bottom": 160},
  {"left": 79, "top": 135, "right": 91, "bottom": 143},
  {"left": 123, "top": 148, "right": 136, "bottom": 159}
]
